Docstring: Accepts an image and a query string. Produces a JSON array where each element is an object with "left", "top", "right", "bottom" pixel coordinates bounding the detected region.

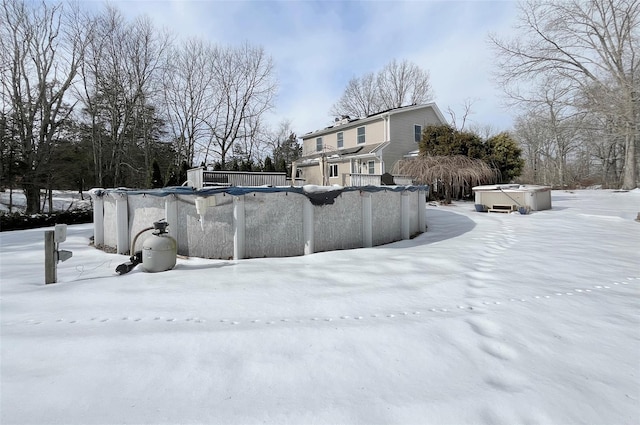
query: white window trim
[
  {"left": 414, "top": 124, "right": 422, "bottom": 143},
  {"left": 357, "top": 126, "right": 366, "bottom": 144},
  {"left": 329, "top": 163, "right": 338, "bottom": 178},
  {"left": 316, "top": 137, "right": 323, "bottom": 152},
  {"left": 337, "top": 132, "right": 344, "bottom": 149},
  {"left": 367, "top": 160, "right": 375, "bottom": 174}
]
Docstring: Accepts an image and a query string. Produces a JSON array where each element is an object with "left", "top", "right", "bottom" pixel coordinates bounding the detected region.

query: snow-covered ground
[
  {"left": 0, "top": 189, "right": 92, "bottom": 213},
  {"left": 1, "top": 189, "right": 639, "bottom": 425}
]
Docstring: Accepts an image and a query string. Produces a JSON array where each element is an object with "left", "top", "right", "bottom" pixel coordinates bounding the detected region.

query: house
[{"left": 293, "top": 103, "right": 446, "bottom": 186}]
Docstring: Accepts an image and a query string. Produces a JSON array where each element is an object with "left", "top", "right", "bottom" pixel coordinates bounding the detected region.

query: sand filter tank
[
  {"left": 142, "top": 220, "right": 177, "bottom": 272},
  {"left": 115, "top": 220, "right": 177, "bottom": 274}
]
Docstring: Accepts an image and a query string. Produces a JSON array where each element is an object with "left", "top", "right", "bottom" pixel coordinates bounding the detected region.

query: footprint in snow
[
  {"left": 480, "top": 340, "right": 518, "bottom": 361},
  {"left": 466, "top": 270, "right": 493, "bottom": 280},
  {"left": 484, "top": 371, "right": 528, "bottom": 393},
  {"left": 468, "top": 281, "right": 489, "bottom": 289},
  {"left": 475, "top": 265, "right": 494, "bottom": 273},
  {"left": 466, "top": 317, "right": 502, "bottom": 338}
]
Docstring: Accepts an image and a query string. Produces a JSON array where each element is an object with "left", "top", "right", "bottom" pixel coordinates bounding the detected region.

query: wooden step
[{"left": 488, "top": 204, "right": 516, "bottom": 213}]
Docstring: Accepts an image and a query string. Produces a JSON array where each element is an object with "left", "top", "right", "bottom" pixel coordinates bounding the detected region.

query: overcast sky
[{"left": 108, "top": 0, "right": 520, "bottom": 137}]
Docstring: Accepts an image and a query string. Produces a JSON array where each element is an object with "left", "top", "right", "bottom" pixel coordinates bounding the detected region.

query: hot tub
[{"left": 472, "top": 184, "right": 552, "bottom": 213}]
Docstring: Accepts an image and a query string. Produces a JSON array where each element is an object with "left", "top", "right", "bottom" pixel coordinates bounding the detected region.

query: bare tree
[
  {"left": 330, "top": 72, "right": 381, "bottom": 118},
  {"left": 490, "top": 0, "right": 640, "bottom": 189},
  {"left": 447, "top": 98, "right": 476, "bottom": 131},
  {"left": 161, "top": 37, "right": 212, "bottom": 170},
  {"left": 0, "top": 0, "right": 91, "bottom": 213},
  {"left": 331, "top": 59, "right": 433, "bottom": 119},
  {"left": 377, "top": 59, "right": 433, "bottom": 110},
  {"left": 202, "top": 43, "right": 277, "bottom": 167},
  {"left": 78, "top": 5, "right": 170, "bottom": 186}
]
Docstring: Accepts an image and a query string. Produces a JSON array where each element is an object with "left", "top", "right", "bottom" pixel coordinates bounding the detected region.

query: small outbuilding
[{"left": 472, "top": 184, "right": 552, "bottom": 213}]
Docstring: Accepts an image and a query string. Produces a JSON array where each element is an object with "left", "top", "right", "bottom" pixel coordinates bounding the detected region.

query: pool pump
[{"left": 116, "top": 220, "right": 177, "bottom": 275}]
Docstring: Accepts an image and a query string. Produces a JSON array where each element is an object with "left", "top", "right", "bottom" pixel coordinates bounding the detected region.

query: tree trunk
[
  {"left": 47, "top": 186, "right": 53, "bottom": 215},
  {"left": 24, "top": 185, "right": 41, "bottom": 214},
  {"left": 621, "top": 130, "right": 637, "bottom": 189}
]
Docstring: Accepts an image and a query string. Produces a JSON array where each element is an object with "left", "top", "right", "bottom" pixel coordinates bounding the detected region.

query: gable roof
[{"left": 302, "top": 102, "right": 446, "bottom": 140}]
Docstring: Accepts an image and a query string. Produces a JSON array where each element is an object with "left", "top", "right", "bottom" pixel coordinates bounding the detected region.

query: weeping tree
[{"left": 394, "top": 155, "right": 498, "bottom": 203}]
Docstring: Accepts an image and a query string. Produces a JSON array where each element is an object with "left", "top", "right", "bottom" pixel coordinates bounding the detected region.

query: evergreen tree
[
  {"left": 230, "top": 159, "right": 240, "bottom": 171},
  {"left": 165, "top": 170, "right": 178, "bottom": 187},
  {"left": 240, "top": 159, "right": 254, "bottom": 171},
  {"left": 485, "top": 132, "right": 524, "bottom": 183},
  {"left": 420, "top": 124, "right": 485, "bottom": 157},
  {"left": 178, "top": 161, "right": 189, "bottom": 184},
  {"left": 263, "top": 156, "right": 275, "bottom": 172},
  {"left": 151, "top": 159, "right": 164, "bottom": 188},
  {"left": 273, "top": 132, "right": 302, "bottom": 171},
  {"left": 275, "top": 158, "right": 287, "bottom": 173},
  {"left": 418, "top": 124, "right": 523, "bottom": 184}
]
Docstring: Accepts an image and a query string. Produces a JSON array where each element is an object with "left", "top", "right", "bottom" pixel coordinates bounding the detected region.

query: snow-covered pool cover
[
  {"left": 92, "top": 183, "right": 429, "bottom": 206},
  {"left": 2, "top": 189, "right": 639, "bottom": 424}
]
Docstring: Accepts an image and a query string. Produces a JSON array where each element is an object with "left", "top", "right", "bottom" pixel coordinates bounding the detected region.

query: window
[
  {"left": 357, "top": 127, "right": 365, "bottom": 144},
  {"left": 367, "top": 161, "right": 375, "bottom": 174},
  {"left": 414, "top": 125, "right": 422, "bottom": 143},
  {"left": 316, "top": 137, "right": 323, "bottom": 152},
  {"left": 337, "top": 132, "right": 344, "bottom": 148},
  {"left": 329, "top": 164, "right": 338, "bottom": 178}
]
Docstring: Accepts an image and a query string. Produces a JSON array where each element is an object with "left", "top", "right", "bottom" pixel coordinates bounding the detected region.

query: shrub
[{"left": 0, "top": 207, "right": 93, "bottom": 231}]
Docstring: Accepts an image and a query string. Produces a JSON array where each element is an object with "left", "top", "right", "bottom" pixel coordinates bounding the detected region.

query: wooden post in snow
[{"left": 45, "top": 231, "right": 56, "bottom": 284}]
